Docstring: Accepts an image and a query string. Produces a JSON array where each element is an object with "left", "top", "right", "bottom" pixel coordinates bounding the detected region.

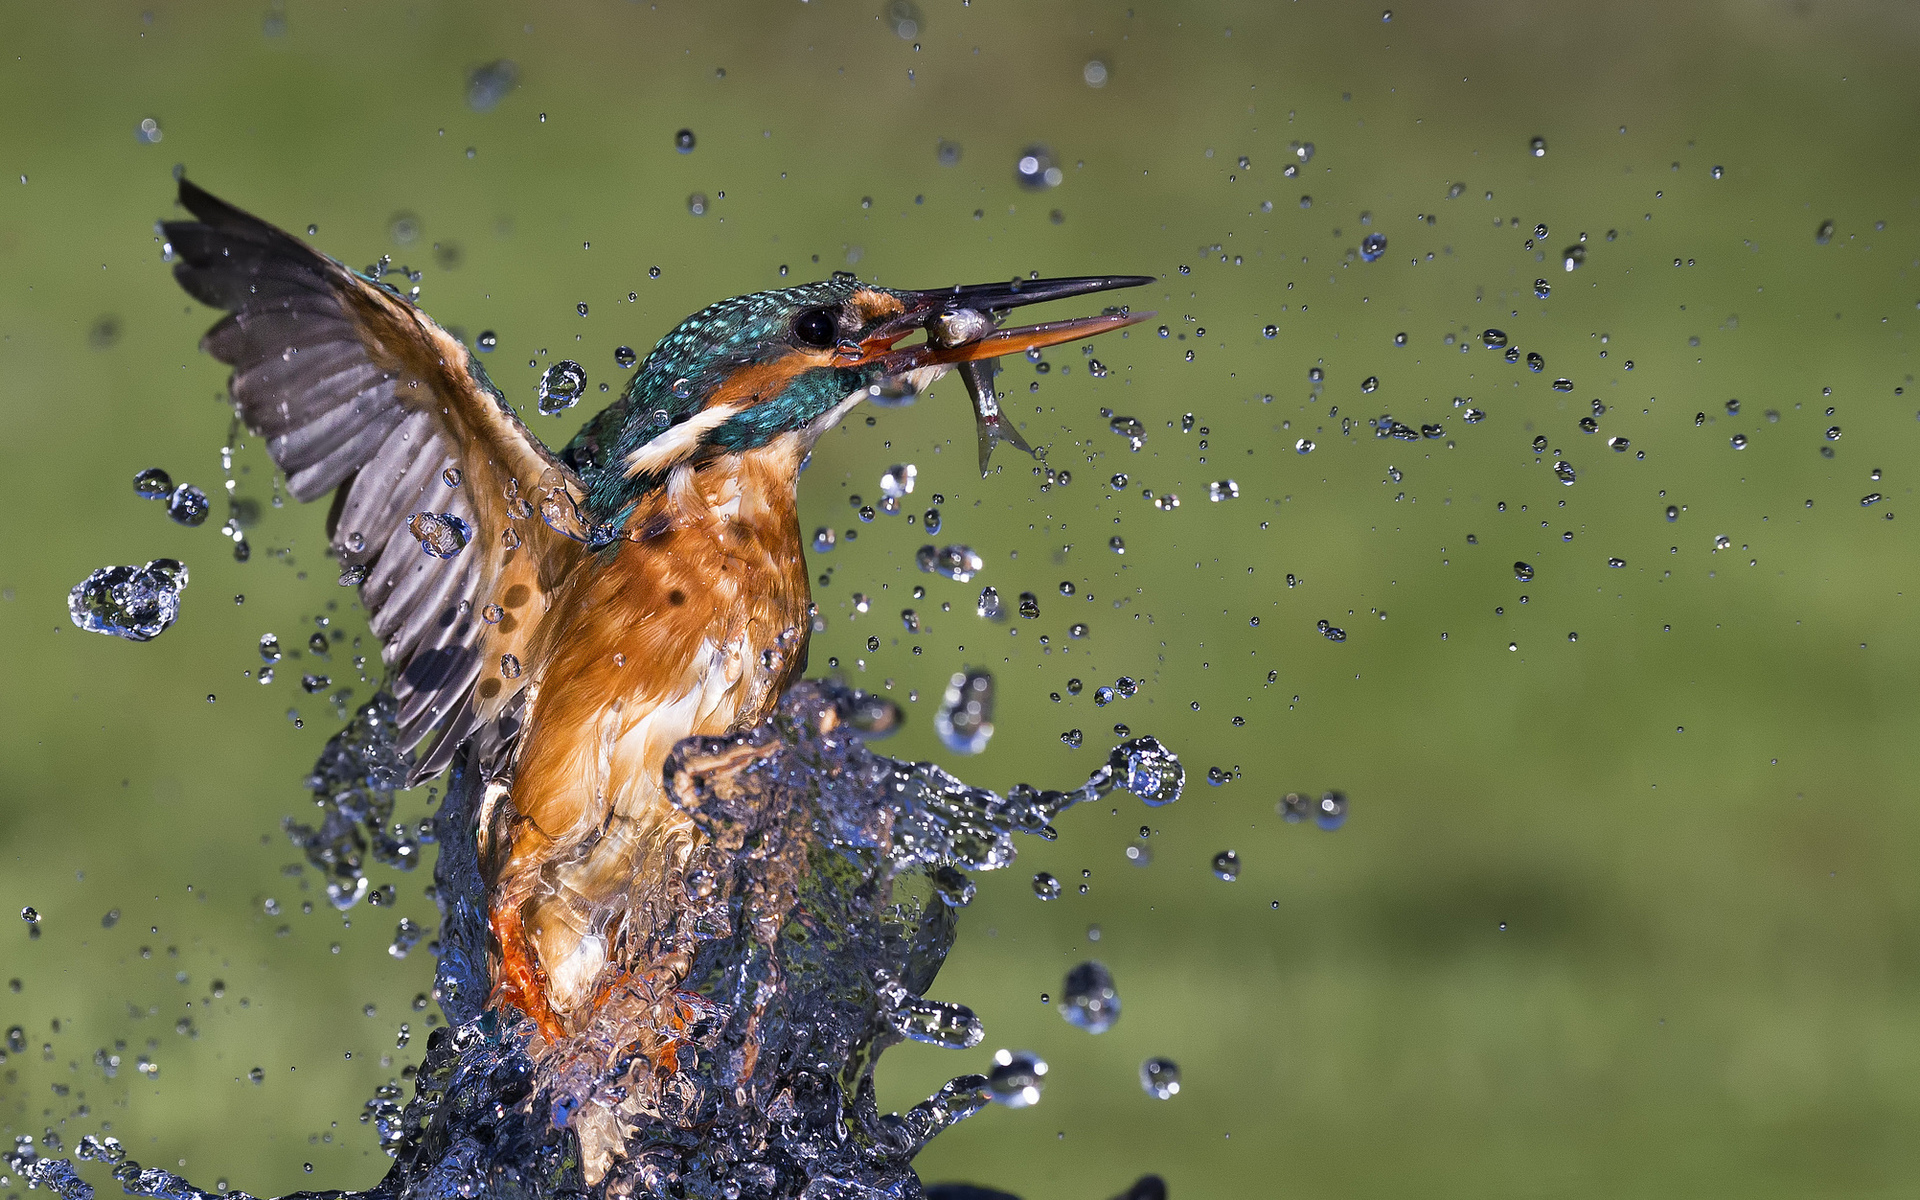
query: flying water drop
[
  {"left": 1058, "top": 961, "right": 1121, "bottom": 1034},
  {"left": 536, "top": 361, "right": 587, "bottom": 414},
  {"left": 408, "top": 512, "right": 472, "bottom": 559},
  {"left": 68, "top": 559, "right": 188, "bottom": 642},
  {"left": 987, "top": 1049, "right": 1048, "bottom": 1107},
  {"left": 1140, "top": 1057, "right": 1182, "bottom": 1099},
  {"left": 935, "top": 669, "right": 995, "bottom": 754}
]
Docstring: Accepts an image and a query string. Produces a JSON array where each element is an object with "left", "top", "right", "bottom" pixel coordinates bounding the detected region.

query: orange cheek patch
[{"left": 702, "top": 351, "right": 828, "bottom": 412}]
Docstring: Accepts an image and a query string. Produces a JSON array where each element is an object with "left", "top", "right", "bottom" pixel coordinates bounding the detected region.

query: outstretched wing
[{"left": 164, "top": 178, "right": 588, "bottom": 781}]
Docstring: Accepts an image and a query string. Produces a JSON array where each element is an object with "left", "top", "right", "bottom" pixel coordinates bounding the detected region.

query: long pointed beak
[{"left": 843, "top": 274, "right": 1156, "bottom": 474}]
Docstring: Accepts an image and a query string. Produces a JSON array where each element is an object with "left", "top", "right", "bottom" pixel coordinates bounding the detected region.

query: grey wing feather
[{"left": 164, "top": 179, "right": 553, "bottom": 775}]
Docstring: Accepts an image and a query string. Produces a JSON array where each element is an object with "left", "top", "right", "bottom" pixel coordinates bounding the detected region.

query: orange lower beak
[{"left": 857, "top": 310, "right": 1153, "bottom": 375}]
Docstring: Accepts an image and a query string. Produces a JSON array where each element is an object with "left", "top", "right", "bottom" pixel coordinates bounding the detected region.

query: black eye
[{"left": 793, "top": 307, "right": 839, "bottom": 349}]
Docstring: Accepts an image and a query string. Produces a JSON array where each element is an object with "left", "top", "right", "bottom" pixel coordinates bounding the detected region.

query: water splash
[{"left": 13, "top": 681, "right": 1182, "bottom": 1199}]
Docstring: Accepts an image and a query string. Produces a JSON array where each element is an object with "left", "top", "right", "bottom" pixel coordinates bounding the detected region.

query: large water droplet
[
  {"left": 537, "top": 360, "right": 587, "bottom": 414},
  {"left": 166, "top": 484, "right": 210, "bottom": 526},
  {"left": 1140, "top": 1057, "right": 1181, "bottom": 1099},
  {"left": 880, "top": 463, "right": 917, "bottom": 499},
  {"left": 1014, "top": 146, "right": 1062, "bottom": 190},
  {"left": 466, "top": 60, "right": 519, "bottom": 112},
  {"left": 1059, "top": 961, "right": 1121, "bottom": 1033},
  {"left": 408, "top": 511, "right": 472, "bottom": 559},
  {"left": 68, "top": 559, "right": 188, "bottom": 642},
  {"left": 916, "top": 544, "right": 984, "bottom": 582},
  {"left": 132, "top": 467, "right": 173, "bottom": 500},
  {"left": 987, "top": 1049, "right": 1048, "bottom": 1107},
  {"left": 935, "top": 669, "right": 995, "bottom": 754}
]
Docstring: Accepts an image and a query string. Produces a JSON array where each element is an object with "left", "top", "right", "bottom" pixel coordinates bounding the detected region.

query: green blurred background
[{"left": 4, "top": 0, "right": 1920, "bottom": 1195}]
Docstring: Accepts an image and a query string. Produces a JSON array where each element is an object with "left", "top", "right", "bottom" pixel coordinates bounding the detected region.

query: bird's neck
[{"left": 632, "top": 433, "right": 808, "bottom": 542}]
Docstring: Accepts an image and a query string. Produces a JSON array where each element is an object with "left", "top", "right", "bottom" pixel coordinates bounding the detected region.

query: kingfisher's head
[{"left": 565, "top": 273, "right": 1151, "bottom": 518}]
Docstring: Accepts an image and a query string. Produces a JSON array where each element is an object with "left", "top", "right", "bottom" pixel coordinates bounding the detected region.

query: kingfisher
[{"left": 162, "top": 179, "right": 1149, "bottom": 1070}]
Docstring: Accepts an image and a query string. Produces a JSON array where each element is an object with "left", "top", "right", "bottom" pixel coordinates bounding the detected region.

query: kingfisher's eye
[{"left": 793, "top": 307, "right": 839, "bottom": 349}]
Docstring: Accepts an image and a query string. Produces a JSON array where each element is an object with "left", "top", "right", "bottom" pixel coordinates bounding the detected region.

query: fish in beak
[{"left": 844, "top": 275, "right": 1156, "bottom": 475}]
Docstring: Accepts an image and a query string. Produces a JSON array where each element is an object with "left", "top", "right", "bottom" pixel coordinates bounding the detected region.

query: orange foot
[{"left": 488, "top": 898, "right": 568, "bottom": 1044}]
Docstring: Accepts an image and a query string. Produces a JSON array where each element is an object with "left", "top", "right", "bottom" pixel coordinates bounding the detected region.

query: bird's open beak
[{"left": 844, "top": 275, "right": 1156, "bottom": 474}]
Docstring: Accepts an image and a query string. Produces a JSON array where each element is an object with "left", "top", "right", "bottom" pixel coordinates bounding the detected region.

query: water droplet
[
  {"left": 936, "top": 138, "right": 962, "bottom": 167},
  {"left": 880, "top": 463, "right": 917, "bottom": 499},
  {"left": 475, "top": 330, "right": 497, "bottom": 353},
  {"left": 1361, "top": 376, "right": 1379, "bottom": 394},
  {"left": 987, "top": 1049, "right": 1048, "bottom": 1107},
  {"left": 1359, "top": 232, "right": 1387, "bottom": 262},
  {"left": 1815, "top": 220, "right": 1835, "bottom": 245},
  {"left": 812, "top": 527, "right": 837, "bottom": 553},
  {"left": 166, "top": 484, "right": 210, "bottom": 526},
  {"left": 1032, "top": 872, "right": 1062, "bottom": 901},
  {"left": 466, "top": 60, "right": 518, "bottom": 112},
  {"left": 1529, "top": 136, "right": 1547, "bottom": 157},
  {"left": 1109, "top": 535, "right": 1126, "bottom": 554},
  {"left": 1534, "top": 279, "right": 1551, "bottom": 299},
  {"left": 886, "top": 0, "right": 923, "bottom": 38},
  {"left": 1295, "top": 437, "right": 1316, "bottom": 454},
  {"left": 536, "top": 360, "right": 587, "bottom": 414},
  {"left": 1208, "top": 479, "right": 1240, "bottom": 502},
  {"left": 1730, "top": 434, "right": 1748, "bottom": 450},
  {"left": 1826, "top": 426, "right": 1842, "bottom": 441},
  {"left": 1014, "top": 146, "right": 1062, "bottom": 190},
  {"left": 1059, "top": 962, "right": 1121, "bottom": 1033},
  {"left": 68, "top": 559, "right": 188, "bottom": 641},
  {"left": 674, "top": 128, "right": 696, "bottom": 153},
  {"left": 1083, "top": 59, "right": 1108, "bottom": 87},
  {"left": 1114, "top": 735, "right": 1184, "bottom": 805},
  {"left": 1140, "top": 1057, "right": 1182, "bottom": 1099},
  {"left": 1482, "top": 328, "right": 1508, "bottom": 349},
  {"left": 132, "top": 467, "right": 173, "bottom": 499},
  {"left": 1562, "top": 244, "right": 1586, "bottom": 271},
  {"left": 916, "top": 544, "right": 983, "bottom": 582},
  {"left": 936, "top": 669, "right": 995, "bottom": 754},
  {"left": 1514, "top": 561, "right": 1535, "bottom": 581},
  {"left": 1315, "top": 790, "right": 1348, "bottom": 830},
  {"left": 1263, "top": 324, "right": 1278, "bottom": 339},
  {"left": 1551, "top": 378, "right": 1574, "bottom": 392},
  {"left": 1211, "top": 850, "right": 1240, "bottom": 881},
  {"left": 1018, "top": 592, "right": 1041, "bottom": 619},
  {"left": 614, "top": 345, "right": 638, "bottom": 369},
  {"left": 687, "top": 192, "right": 709, "bottom": 216},
  {"left": 407, "top": 511, "right": 472, "bottom": 559}
]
